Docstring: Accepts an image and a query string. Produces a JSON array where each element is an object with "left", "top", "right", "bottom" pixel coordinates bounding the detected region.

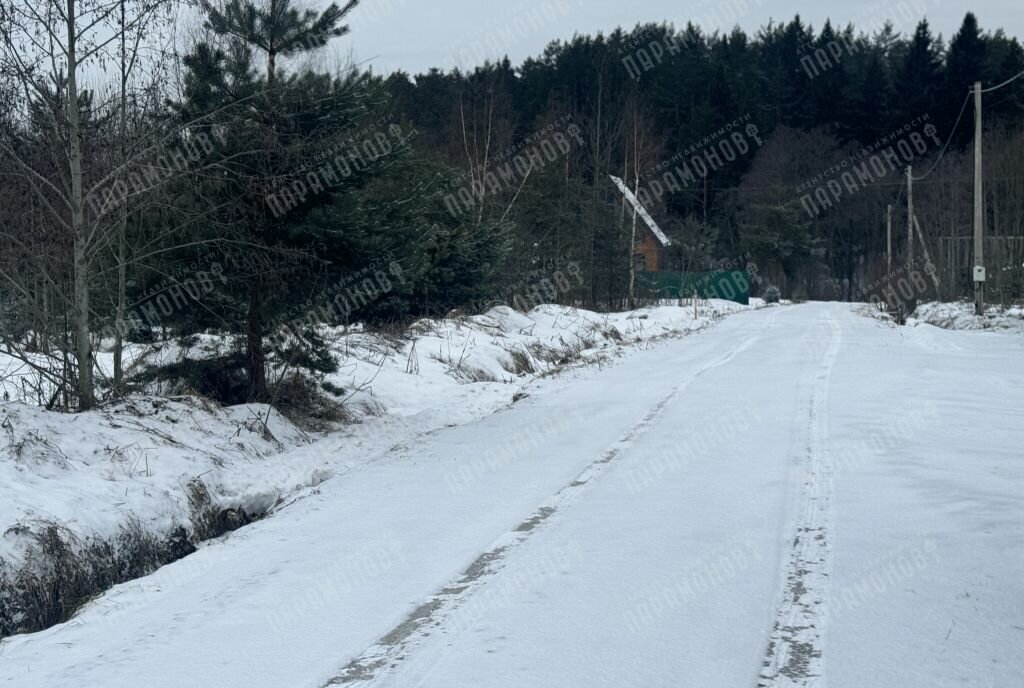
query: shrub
[
  {"left": 271, "top": 374, "right": 351, "bottom": 429},
  {"left": 139, "top": 353, "right": 250, "bottom": 404},
  {"left": 502, "top": 347, "right": 536, "bottom": 376},
  {"left": 764, "top": 285, "right": 781, "bottom": 304}
]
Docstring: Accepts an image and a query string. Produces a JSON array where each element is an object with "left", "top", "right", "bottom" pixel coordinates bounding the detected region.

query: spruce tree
[
  {"left": 895, "top": 21, "right": 943, "bottom": 126},
  {"left": 944, "top": 12, "right": 989, "bottom": 141}
]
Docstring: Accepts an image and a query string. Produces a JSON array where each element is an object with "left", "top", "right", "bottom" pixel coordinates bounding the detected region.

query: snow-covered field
[
  {"left": 0, "top": 301, "right": 1021, "bottom": 687},
  {"left": 0, "top": 300, "right": 753, "bottom": 636}
]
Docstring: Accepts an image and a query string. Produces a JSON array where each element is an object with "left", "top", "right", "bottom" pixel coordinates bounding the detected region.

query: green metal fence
[{"left": 637, "top": 271, "right": 750, "bottom": 305}]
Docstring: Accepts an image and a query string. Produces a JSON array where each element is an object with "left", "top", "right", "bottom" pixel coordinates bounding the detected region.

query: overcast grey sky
[{"left": 339, "top": 0, "right": 1022, "bottom": 76}]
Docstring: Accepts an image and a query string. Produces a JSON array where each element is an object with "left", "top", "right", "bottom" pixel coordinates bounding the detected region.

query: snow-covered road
[{"left": 2, "top": 303, "right": 1022, "bottom": 688}]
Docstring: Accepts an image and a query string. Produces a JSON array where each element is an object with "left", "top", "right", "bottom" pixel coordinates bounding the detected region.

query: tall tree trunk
[
  {"left": 246, "top": 284, "right": 266, "bottom": 400},
  {"left": 113, "top": 212, "right": 127, "bottom": 387},
  {"left": 245, "top": 47, "right": 277, "bottom": 402},
  {"left": 588, "top": 70, "right": 603, "bottom": 307},
  {"left": 113, "top": 0, "right": 127, "bottom": 389},
  {"left": 67, "top": 0, "right": 94, "bottom": 410}
]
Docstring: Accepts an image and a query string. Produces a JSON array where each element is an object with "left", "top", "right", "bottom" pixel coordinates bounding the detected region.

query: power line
[
  {"left": 911, "top": 92, "right": 971, "bottom": 182},
  {"left": 979, "top": 68, "right": 1024, "bottom": 93},
  {"left": 904, "top": 70, "right": 1024, "bottom": 184},
  {"left": 710, "top": 174, "right": 1019, "bottom": 194}
]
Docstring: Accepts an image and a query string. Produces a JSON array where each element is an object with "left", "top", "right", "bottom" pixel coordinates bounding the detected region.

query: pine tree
[
  {"left": 190, "top": 0, "right": 360, "bottom": 401},
  {"left": 205, "top": 0, "right": 358, "bottom": 87},
  {"left": 151, "top": 0, "right": 363, "bottom": 401}
]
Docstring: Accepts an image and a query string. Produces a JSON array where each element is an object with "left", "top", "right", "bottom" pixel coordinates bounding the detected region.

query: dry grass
[
  {"left": 0, "top": 518, "right": 194, "bottom": 639},
  {"left": 272, "top": 374, "right": 353, "bottom": 431},
  {"left": 527, "top": 342, "right": 562, "bottom": 365},
  {"left": 500, "top": 346, "right": 536, "bottom": 376},
  {"left": 591, "top": 322, "right": 623, "bottom": 342},
  {"left": 0, "top": 478, "right": 267, "bottom": 639},
  {"left": 428, "top": 347, "right": 499, "bottom": 383},
  {"left": 455, "top": 365, "right": 499, "bottom": 383}
]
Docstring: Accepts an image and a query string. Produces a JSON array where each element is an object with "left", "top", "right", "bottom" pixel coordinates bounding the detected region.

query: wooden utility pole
[
  {"left": 973, "top": 81, "right": 985, "bottom": 315},
  {"left": 906, "top": 166, "right": 914, "bottom": 270},
  {"left": 628, "top": 114, "right": 640, "bottom": 309},
  {"left": 913, "top": 215, "right": 940, "bottom": 291},
  {"left": 628, "top": 185, "right": 638, "bottom": 308}
]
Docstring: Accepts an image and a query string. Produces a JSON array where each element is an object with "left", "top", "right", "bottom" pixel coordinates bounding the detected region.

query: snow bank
[
  {"left": 0, "top": 398, "right": 312, "bottom": 569},
  {"left": 909, "top": 301, "right": 1024, "bottom": 332},
  {"left": 0, "top": 299, "right": 757, "bottom": 635},
  {"left": 1, "top": 301, "right": 755, "bottom": 545},
  {"left": 327, "top": 301, "right": 750, "bottom": 424}
]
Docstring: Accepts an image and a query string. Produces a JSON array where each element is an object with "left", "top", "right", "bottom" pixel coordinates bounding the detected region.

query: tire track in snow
[
  {"left": 324, "top": 311, "right": 778, "bottom": 687},
  {"left": 758, "top": 311, "right": 842, "bottom": 688}
]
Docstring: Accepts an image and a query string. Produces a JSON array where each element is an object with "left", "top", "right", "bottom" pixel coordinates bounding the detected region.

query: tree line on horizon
[
  {"left": 382, "top": 11, "right": 1024, "bottom": 302},
  {"left": 0, "top": 1, "right": 1021, "bottom": 411}
]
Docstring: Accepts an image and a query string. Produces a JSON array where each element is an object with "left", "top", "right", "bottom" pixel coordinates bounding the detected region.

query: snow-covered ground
[
  {"left": 0, "top": 398, "right": 312, "bottom": 566},
  {"left": 911, "top": 300, "right": 1024, "bottom": 332},
  {"left": 0, "top": 300, "right": 751, "bottom": 631},
  {"left": 1, "top": 301, "right": 1021, "bottom": 688}
]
